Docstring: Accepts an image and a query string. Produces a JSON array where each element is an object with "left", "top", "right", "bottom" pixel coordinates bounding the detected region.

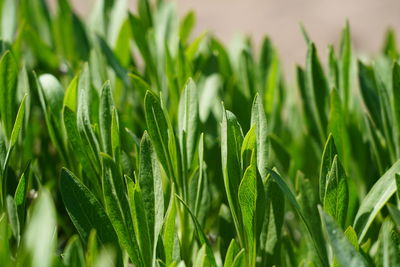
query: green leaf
[
  {"left": 0, "top": 51, "right": 18, "bottom": 139},
  {"left": 231, "top": 250, "right": 245, "bottom": 267},
  {"left": 63, "top": 235, "right": 85, "bottom": 267},
  {"left": 99, "top": 81, "right": 114, "bottom": 154},
  {"left": 21, "top": 190, "right": 56, "bottom": 267},
  {"left": 107, "top": 0, "right": 127, "bottom": 47},
  {"left": 328, "top": 45, "right": 339, "bottom": 91},
  {"left": 60, "top": 168, "right": 120, "bottom": 251},
  {"left": 129, "top": 14, "right": 155, "bottom": 79},
  {"left": 323, "top": 155, "right": 349, "bottom": 227},
  {"left": 354, "top": 160, "right": 400, "bottom": 242},
  {"left": 77, "top": 64, "right": 100, "bottom": 168},
  {"left": 296, "top": 174, "right": 328, "bottom": 265},
  {"left": 137, "top": 0, "right": 153, "bottom": 29},
  {"left": 392, "top": 62, "right": 400, "bottom": 147},
  {"left": 377, "top": 220, "right": 400, "bottom": 267},
  {"left": 339, "top": 22, "right": 352, "bottom": 109},
  {"left": 176, "top": 195, "right": 217, "bottom": 266},
  {"left": 1, "top": 0, "right": 17, "bottom": 42},
  {"left": 179, "top": 11, "right": 195, "bottom": 44},
  {"left": 194, "top": 133, "right": 205, "bottom": 216},
  {"left": 38, "top": 74, "right": 64, "bottom": 118},
  {"left": 343, "top": 226, "right": 359, "bottom": 250},
  {"left": 358, "top": 61, "right": 381, "bottom": 128},
  {"left": 36, "top": 73, "right": 68, "bottom": 162},
  {"left": 9, "top": 94, "right": 26, "bottom": 148},
  {"left": 221, "top": 107, "right": 244, "bottom": 245},
  {"left": 224, "top": 239, "right": 240, "bottom": 267},
  {"left": 111, "top": 107, "right": 120, "bottom": 162},
  {"left": 101, "top": 153, "right": 142, "bottom": 265},
  {"left": 320, "top": 209, "right": 369, "bottom": 267},
  {"left": 383, "top": 28, "right": 398, "bottom": 59},
  {"left": 127, "top": 179, "right": 152, "bottom": 266},
  {"left": 6, "top": 195, "right": 19, "bottom": 244},
  {"left": 267, "top": 169, "right": 329, "bottom": 266},
  {"left": 320, "top": 134, "right": 338, "bottom": 202},
  {"left": 250, "top": 94, "right": 269, "bottom": 179},
  {"left": 241, "top": 126, "right": 256, "bottom": 169},
  {"left": 138, "top": 132, "right": 164, "bottom": 260},
  {"left": 328, "top": 88, "right": 350, "bottom": 171},
  {"left": 96, "top": 35, "right": 128, "bottom": 85},
  {"left": 14, "top": 165, "right": 28, "bottom": 207},
  {"left": 178, "top": 78, "right": 200, "bottom": 168},
  {"left": 63, "top": 106, "right": 99, "bottom": 182},
  {"left": 163, "top": 186, "right": 178, "bottom": 265},
  {"left": 238, "top": 154, "right": 258, "bottom": 266},
  {"left": 199, "top": 74, "right": 222, "bottom": 122},
  {"left": 260, "top": 173, "right": 285, "bottom": 266},
  {"left": 387, "top": 203, "right": 400, "bottom": 225},
  {"left": 63, "top": 75, "right": 79, "bottom": 112},
  {"left": 305, "top": 43, "right": 329, "bottom": 143},
  {"left": 144, "top": 91, "right": 172, "bottom": 177}
]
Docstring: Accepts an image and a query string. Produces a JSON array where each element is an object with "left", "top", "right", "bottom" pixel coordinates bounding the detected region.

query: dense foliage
[{"left": 0, "top": 0, "right": 399, "bottom": 266}]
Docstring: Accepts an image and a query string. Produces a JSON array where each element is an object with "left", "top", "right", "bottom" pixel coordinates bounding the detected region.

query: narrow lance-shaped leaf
[
  {"left": 163, "top": 186, "right": 178, "bottom": 265},
  {"left": 378, "top": 220, "right": 400, "bottom": 267},
  {"left": 6, "top": 195, "right": 19, "bottom": 244},
  {"left": 328, "top": 45, "right": 339, "bottom": 90},
  {"left": 382, "top": 28, "right": 398, "bottom": 58},
  {"left": 9, "top": 94, "right": 26, "bottom": 148},
  {"left": 1, "top": 95, "right": 27, "bottom": 206},
  {"left": 127, "top": 179, "right": 152, "bottom": 266},
  {"left": 323, "top": 155, "right": 349, "bottom": 227},
  {"left": 238, "top": 152, "right": 258, "bottom": 266},
  {"left": 111, "top": 107, "right": 120, "bottom": 163},
  {"left": 392, "top": 62, "right": 400, "bottom": 157},
  {"left": 138, "top": 132, "right": 164, "bottom": 260},
  {"left": 260, "top": 173, "right": 285, "bottom": 266},
  {"left": 339, "top": 22, "right": 351, "bottom": 110},
  {"left": 358, "top": 61, "right": 382, "bottom": 128},
  {"left": 99, "top": 81, "right": 114, "bottom": 155},
  {"left": 267, "top": 168, "right": 329, "bottom": 266},
  {"left": 101, "top": 153, "right": 142, "bottom": 265},
  {"left": 144, "top": 91, "right": 173, "bottom": 178},
  {"left": 194, "top": 133, "right": 204, "bottom": 215},
  {"left": 221, "top": 107, "right": 244, "bottom": 246},
  {"left": 62, "top": 235, "right": 85, "bottom": 267},
  {"left": 176, "top": 195, "right": 217, "bottom": 266},
  {"left": 21, "top": 190, "right": 57, "bottom": 267},
  {"left": 63, "top": 76, "right": 100, "bottom": 184},
  {"left": 241, "top": 126, "right": 256, "bottom": 170},
  {"left": 296, "top": 173, "right": 328, "bottom": 266},
  {"left": 0, "top": 51, "right": 18, "bottom": 140},
  {"left": 224, "top": 239, "right": 240, "bottom": 267},
  {"left": 320, "top": 134, "right": 338, "bottom": 202},
  {"left": 77, "top": 64, "right": 101, "bottom": 168},
  {"left": 354, "top": 160, "right": 400, "bottom": 242},
  {"left": 178, "top": 78, "right": 200, "bottom": 168},
  {"left": 305, "top": 43, "right": 329, "bottom": 143},
  {"left": 36, "top": 73, "right": 69, "bottom": 162},
  {"left": 329, "top": 88, "right": 350, "bottom": 171},
  {"left": 250, "top": 94, "right": 269, "bottom": 179},
  {"left": 320, "top": 208, "right": 369, "bottom": 267},
  {"left": 60, "top": 168, "right": 120, "bottom": 248},
  {"left": 13, "top": 162, "right": 30, "bottom": 230}
]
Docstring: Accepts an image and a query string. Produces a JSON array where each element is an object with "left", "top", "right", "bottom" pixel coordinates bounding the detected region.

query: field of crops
[{"left": 1, "top": 0, "right": 400, "bottom": 266}]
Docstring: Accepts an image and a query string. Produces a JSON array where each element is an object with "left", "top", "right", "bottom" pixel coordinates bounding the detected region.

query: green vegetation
[{"left": 0, "top": 0, "right": 399, "bottom": 266}]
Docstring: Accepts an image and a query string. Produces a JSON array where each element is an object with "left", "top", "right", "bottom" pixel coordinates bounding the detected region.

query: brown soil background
[{"left": 60, "top": 0, "right": 400, "bottom": 77}]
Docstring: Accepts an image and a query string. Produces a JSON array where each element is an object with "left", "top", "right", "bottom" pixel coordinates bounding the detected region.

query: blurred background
[{"left": 62, "top": 0, "right": 400, "bottom": 77}]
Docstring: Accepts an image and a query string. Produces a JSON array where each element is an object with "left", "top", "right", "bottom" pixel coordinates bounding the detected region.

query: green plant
[{"left": 0, "top": 0, "right": 399, "bottom": 266}]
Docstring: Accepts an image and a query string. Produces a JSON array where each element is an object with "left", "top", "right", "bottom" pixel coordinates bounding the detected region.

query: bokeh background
[{"left": 61, "top": 0, "right": 400, "bottom": 77}]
